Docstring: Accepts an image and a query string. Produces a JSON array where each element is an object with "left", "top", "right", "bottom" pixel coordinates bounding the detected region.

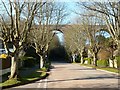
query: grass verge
[
  {"left": 80, "top": 64, "right": 119, "bottom": 73},
  {"left": 0, "top": 69, "right": 48, "bottom": 89}
]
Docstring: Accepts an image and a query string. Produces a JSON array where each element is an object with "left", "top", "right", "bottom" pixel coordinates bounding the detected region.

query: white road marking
[
  {"left": 44, "top": 78, "right": 48, "bottom": 89},
  {"left": 36, "top": 78, "right": 48, "bottom": 89},
  {"left": 37, "top": 79, "right": 43, "bottom": 88}
]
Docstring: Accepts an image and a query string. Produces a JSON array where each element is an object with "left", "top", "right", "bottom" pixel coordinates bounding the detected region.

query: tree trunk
[
  {"left": 39, "top": 55, "right": 44, "bottom": 68},
  {"left": 117, "top": 41, "right": 120, "bottom": 56},
  {"left": 113, "top": 41, "right": 120, "bottom": 68},
  {"left": 9, "top": 52, "right": 19, "bottom": 79},
  {"left": 80, "top": 52, "right": 84, "bottom": 64},
  {"left": 112, "top": 59, "right": 115, "bottom": 68},
  {"left": 72, "top": 54, "right": 75, "bottom": 63},
  {"left": 93, "top": 53, "right": 97, "bottom": 66}
]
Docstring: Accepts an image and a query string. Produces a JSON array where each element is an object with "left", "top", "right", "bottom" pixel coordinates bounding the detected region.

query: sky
[
  {"left": 55, "top": 31, "right": 64, "bottom": 45},
  {"left": 0, "top": 1, "right": 78, "bottom": 24},
  {"left": 65, "top": 2, "right": 78, "bottom": 24}
]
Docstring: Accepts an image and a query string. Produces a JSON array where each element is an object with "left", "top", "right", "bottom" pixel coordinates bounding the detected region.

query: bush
[
  {"left": 75, "top": 55, "right": 81, "bottom": 63},
  {"left": 25, "top": 46, "right": 40, "bottom": 64},
  {"left": 115, "top": 56, "right": 120, "bottom": 68},
  {"left": 19, "top": 56, "right": 36, "bottom": 68},
  {"left": 40, "top": 67, "right": 47, "bottom": 72},
  {"left": 97, "top": 60, "right": 109, "bottom": 67},
  {"left": 83, "top": 58, "right": 92, "bottom": 64},
  {"left": 44, "top": 62, "right": 50, "bottom": 68}
]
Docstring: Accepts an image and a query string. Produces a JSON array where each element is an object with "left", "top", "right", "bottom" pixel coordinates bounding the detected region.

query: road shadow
[
  {"left": 69, "top": 68, "right": 97, "bottom": 70},
  {"left": 37, "top": 75, "right": 119, "bottom": 83}
]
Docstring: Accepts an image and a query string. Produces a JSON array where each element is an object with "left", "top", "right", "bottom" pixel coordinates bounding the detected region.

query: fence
[{"left": 0, "top": 58, "right": 11, "bottom": 76}]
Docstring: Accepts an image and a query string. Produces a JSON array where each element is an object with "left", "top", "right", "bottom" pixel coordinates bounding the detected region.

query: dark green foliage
[
  {"left": 48, "top": 34, "right": 69, "bottom": 62},
  {"left": 48, "top": 46, "right": 68, "bottom": 62},
  {"left": 115, "top": 56, "right": 120, "bottom": 68},
  {"left": 75, "top": 55, "right": 80, "bottom": 63},
  {"left": 19, "top": 56, "right": 36, "bottom": 67},
  {"left": 24, "top": 46, "right": 39, "bottom": 64},
  {"left": 44, "top": 63, "right": 50, "bottom": 69},
  {"left": 84, "top": 58, "right": 92, "bottom": 64},
  {"left": 97, "top": 60, "right": 109, "bottom": 67},
  {"left": 64, "top": 47, "right": 72, "bottom": 63},
  {"left": 44, "top": 60, "right": 51, "bottom": 70},
  {"left": 2, "top": 72, "right": 10, "bottom": 82}
]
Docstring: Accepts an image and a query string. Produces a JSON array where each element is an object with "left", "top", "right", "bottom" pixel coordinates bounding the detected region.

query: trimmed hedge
[
  {"left": 84, "top": 58, "right": 92, "bottom": 64},
  {"left": 115, "top": 56, "right": 120, "bottom": 68},
  {"left": 75, "top": 55, "right": 81, "bottom": 63},
  {"left": 97, "top": 60, "right": 109, "bottom": 67},
  {"left": 19, "top": 56, "right": 36, "bottom": 68}
]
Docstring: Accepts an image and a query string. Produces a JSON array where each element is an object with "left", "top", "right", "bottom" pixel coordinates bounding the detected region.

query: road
[{"left": 8, "top": 62, "right": 119, "bottom": 89}]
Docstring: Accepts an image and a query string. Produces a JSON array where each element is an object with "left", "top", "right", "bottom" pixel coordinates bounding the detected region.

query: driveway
[{"left": 9, "top": 62, "right": 119, "bottom": 89}]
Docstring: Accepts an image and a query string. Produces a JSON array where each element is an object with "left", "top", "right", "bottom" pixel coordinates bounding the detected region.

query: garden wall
[{"left": 0, "top": 58, "right": 11, "bottom": 75}]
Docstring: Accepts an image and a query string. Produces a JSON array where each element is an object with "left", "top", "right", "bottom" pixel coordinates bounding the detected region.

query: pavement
[{"left": 5, "top": 62, "right": 119, "bottom": 89}]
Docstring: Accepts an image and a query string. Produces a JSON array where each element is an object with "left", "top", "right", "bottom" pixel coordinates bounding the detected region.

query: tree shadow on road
[
  {"left": 38, "top": 75, "right": 119, "bottom": 83},
  {"left": 69, "top": 68, "right": 97, "bottom": 70}
]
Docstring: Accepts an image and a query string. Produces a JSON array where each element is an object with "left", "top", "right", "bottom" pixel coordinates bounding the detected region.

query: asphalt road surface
[{"left": 8, "top": 62, "right": 119, "bottom": 89}]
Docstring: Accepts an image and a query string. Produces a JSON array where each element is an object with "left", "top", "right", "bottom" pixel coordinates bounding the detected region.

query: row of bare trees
[
  {"left": 64, "top": 1, "right": 120, "bottom": 66},
  {"left": 81, "top": 1, "right": 120, "bottom": 56},
  {"left": 64, "top": 24, "right": 86, "bottom": 63},
  {"left": 64, "top": 12, "right": 105, "bottom": 65},
  {"left": 80, "top": 1, "right": 120, "bottom": 66},
  {"left": 0, "top": 0, "right": 67, "bottom": 79}
]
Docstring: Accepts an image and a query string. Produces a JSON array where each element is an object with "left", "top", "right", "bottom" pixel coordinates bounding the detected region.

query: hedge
[
  {"left": 97, "top": 60, "right": 109, "bottom": 67},
  {"left": 115, "top": 56, "right": 120, "bottom": 68},
  {"left": 83, "top": 58, "right": 92, "bottom": 64},
  {"left": 75, "top": 55, "right": 81, "bottom": 63},
  {"left": 19, "top": 56, "right": 36, "bottom": 68}
]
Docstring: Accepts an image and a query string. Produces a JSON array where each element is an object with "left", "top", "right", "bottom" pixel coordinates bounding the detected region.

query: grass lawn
[
  {"left": 97, "top": 67, "right": 119, "bottom": 73},
  {"left": 80, "top": 64, "right": 119, "bottom": 73},
  {"left": 0, "top": 69, "right": 47, "bottom": 88}
]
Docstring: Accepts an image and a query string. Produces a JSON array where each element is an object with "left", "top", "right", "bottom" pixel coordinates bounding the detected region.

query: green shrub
[
  {"left": 97, "top": 60, "right": 109, "bottom": 67},
  {"left": 44, "top": 62, "right": 50, "bottom": 68},
  {"left": 19, "top": 56, "right": 36, "bottom": 67},
  {"left": 115, "top": 56, "right": 120, "bottom": 68},
  {"left": 40, "top": 67, "right": 47, "bottom": 72},
  {"left": 25, "top": 46, "right": 40, "bottom": 64},
  {"left": 75, "top": 55, "right": 80, "bottom": 63},
  {"left": 83, "top": 58, "right": 92, "bottom": 64}
]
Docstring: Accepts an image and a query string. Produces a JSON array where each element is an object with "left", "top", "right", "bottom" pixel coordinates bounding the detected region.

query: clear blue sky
[{"left": 65, "top": 2, "right": 78, "bottom": 24}]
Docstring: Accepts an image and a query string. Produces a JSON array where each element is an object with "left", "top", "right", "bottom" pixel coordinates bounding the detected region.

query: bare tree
[
  {"left": 81, "top": 1, "right": 120, "bottom": 57},
  {"left": 29, "top": 2, "right": 68, "bottom": 68},
  {"left": 73, "top": 7, "right": 104, "bottom": 66},
  {"left": 0, "top": 0, "right": 43, "bottom": 79},
  {"left": 64, "top": 24, "right": 86, "bottom": 63},
  {"left": 53, "top": 2, "right": 68, "bottom": 29}
]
